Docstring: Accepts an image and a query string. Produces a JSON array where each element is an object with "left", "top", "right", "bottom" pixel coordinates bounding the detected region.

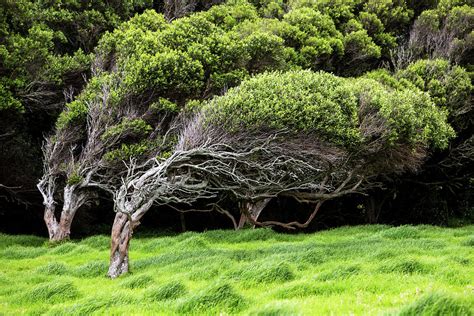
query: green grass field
[{"left": 0, "top": 225, "right": 473, "bottom": 315}]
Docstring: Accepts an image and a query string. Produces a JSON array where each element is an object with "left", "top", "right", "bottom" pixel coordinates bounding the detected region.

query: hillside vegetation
[{"left": 1, "top": 225, "right": 473, "bottom": 315}]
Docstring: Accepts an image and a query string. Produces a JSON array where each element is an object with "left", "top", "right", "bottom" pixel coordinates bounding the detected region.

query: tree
[{"left": 105, "top": 70, "right": 454, "bottom": 277}]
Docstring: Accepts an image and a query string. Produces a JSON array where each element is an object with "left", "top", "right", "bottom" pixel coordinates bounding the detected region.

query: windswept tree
[{"left": 106, "top": 70, "right": 454, "bottom": 277}]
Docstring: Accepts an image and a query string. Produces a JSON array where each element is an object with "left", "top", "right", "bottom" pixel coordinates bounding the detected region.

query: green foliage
[
  {"left": 66, "top": 170, "right": 83, "bottom": 186},
  {"left": 395, "top": 59, "right": 473, "bottom": 128},
  {"left": 0, "top": 84, "right": 23, "bottom": 113},
  {"left": 203, "top": 70, "right": 454, "bottom": 149},
  {"left": 103, "top": 141, "right": 153, "bottom": 163},
  {"left": 102, "top": 118, "right": 153, "bottom": 141}
]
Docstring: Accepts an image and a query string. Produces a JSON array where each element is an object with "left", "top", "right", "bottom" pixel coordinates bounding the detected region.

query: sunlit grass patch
[
  {"left": 144, "top": 280, "right": 187, "bottom": 301},
  {"left": 177, "top": 282, "right": 247, "bottom": 314},
  {"left": 120, "top": 273, "right": 154, "bottom": 289},
  {"left": 0, "top": 225, "right": 472, "bottom": 315},
  {"left": 36, "top": 262, "right": 69, "bottom": 275},
  {"left": 73, "top": 260, "right": 108, "bottom": 278},
  {"left": 1, "top": 245, "right": 47, "bottom": 259},
  {"left": 228, "top": 261, "right": 295, "bottom": 284},
  {"left": 397, "top": 292, "right": 472, "bottom": 315},
  {"left": 21, "top": 280, "right": 79, "bottom": 303}
]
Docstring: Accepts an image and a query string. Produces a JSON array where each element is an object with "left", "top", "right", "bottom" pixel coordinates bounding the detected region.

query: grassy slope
[{"left": 0, "top": 225, "right": 473, "bottom": 315}]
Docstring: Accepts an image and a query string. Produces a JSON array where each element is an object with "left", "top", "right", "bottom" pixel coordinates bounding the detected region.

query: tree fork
[{"left": 237, "top": 198, "right": 271, "bottom": 229}]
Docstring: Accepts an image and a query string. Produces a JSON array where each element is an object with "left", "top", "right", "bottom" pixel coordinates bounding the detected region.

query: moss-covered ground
[{"left": 0, "top": 225, "right": 473, "bottom": 315}]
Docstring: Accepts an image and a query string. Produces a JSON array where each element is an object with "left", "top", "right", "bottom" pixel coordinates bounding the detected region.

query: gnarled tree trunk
[
  {"left": 48, "top": 184, "right": 88, "bottom": 242},
  {"left": 108, "top": 200, "right": 152, "bottom": 278},
  {"left": 238, "top": 198, "right": 271, "bottom": 229},
  {"left": 108, "top": 212, "right": 132, "bottom": 278},
  {"left": 43, "top": 202, "right": 60, "bottom": 240}
]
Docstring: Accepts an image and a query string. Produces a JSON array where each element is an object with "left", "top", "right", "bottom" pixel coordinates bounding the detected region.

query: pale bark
[{"left": 43, "top": 203, "right": 60, "bottom": 240}]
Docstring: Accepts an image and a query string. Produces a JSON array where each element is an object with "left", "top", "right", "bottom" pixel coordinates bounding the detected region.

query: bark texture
[
  {"left": 108, "top": 212, "right": 132, "bottom": 278},
  {"left": 238, "top": 198, "right": 271, "bottom": 229}
]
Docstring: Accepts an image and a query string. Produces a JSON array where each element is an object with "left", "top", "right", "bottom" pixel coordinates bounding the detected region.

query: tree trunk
[
  {"left": 44, "top": 203, "right": 60, "bottom": 240},
  {"left": 237, "top": 198, "right": 271, "bottom": 229},
  {"left": 108, "top": 200, "right": 153, "bottom": 278},
  {"left": 108, "top": 212, "right": 132, "bottom": 278},
  {"left": 50, "top": 184, "right": 87, "bottom": 242}
]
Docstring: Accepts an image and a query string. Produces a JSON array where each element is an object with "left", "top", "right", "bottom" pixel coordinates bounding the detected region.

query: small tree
[{"left": 106, "top": 70, "right": 454, "bottom": 277}]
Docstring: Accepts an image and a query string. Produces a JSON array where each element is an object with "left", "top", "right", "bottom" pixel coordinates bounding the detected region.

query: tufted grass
[{"left": 0, "top": 225, "right": 472, "bottom": 315}]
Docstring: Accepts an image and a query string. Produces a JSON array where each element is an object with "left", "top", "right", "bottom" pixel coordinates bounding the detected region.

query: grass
[{"left": 0, "top": 225, "right": 472, "bottom": 315}]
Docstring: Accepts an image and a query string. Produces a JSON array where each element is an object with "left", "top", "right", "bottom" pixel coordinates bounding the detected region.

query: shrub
[{"left": 203, "top": 70, "right": 454, "bottom": 150}]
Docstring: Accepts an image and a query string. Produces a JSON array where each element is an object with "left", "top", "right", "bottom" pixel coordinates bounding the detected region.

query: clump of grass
[
  {"left": 371, "top": 250, "right": 396, "bottom": 260},
  {"left": 47, "top": 300, "right": 105, "bottom": 316},
  {"left": 229, "top": 261, "right": 295, "bottom": 284},
  {"left": 144, "top": 280, "right": 187, "bottom": 301},
  {"left": 49, "top": 242, "right": 77, "bottom": 255},
  {"left": 227, "top": 249, "right": 265, "bottom": 262},
  {"left": 379, "top": 259, "right": 428, "bottom": 275},
  {"left": 379, "top": 226, "right": 421, "bottom": 239},
  {"left": 232, "top": 228, "right": 278, "bottom": 243},
  {"left": 1, "top": 245, "right": 46, "bottom": 259},
  {"left": 174, "top": 235, "right": 209, "bottom": 250},
  {"left": 450, "top": 256, "right": 470, "bottom": 266},
  {"left": 274, "top": 282, "right": 345, "bottom": 299},
  {"left": 317, "top": 265, "right": 360, "bottom": 281},
  {"left": 397, "top": 292, "right": 472, "bottom": 315},
  {"left": 178, "top": 282, "right": 246, "bottom": 314},
  {"left": 296, "top": 248, "right": 329, "bottom": 265},
  {"left": 36, "top": 262, "right": 68, "bottom": 275},
  {"left": 120, "top": 274, "right": 154, "bottom": 289},
  {"left": 138, "top": 236, "right": 176, "bottom": 252},
  {"left": 248, "top": 302, "right": 299, "bottom": 316},
  {"left": 47, "top": 292, "right": 135, "bottom": 315},
  {"left": 80, "top": 235, "right": 110, "bottom": 250},
  {"left": 73, "top": 260, "right": 108, "bottom": 278},
  {"left": 461, "top": 236, "right": 474, "bottom": 247},
  {"left": 0, "top": 234, "right": 45, "bottom": 249},
  {"left": 22, "top": 280, "right": 79, "bottom": 303}
]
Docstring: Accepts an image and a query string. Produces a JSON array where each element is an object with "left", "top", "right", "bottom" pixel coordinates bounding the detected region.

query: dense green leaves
[{"left": 202, "top": 70, "right": 454, "bottom": 149}]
